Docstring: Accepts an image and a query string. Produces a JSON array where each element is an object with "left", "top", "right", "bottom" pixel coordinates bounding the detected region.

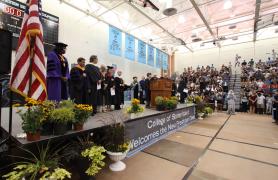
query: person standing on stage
[
  {"left": 69, "top": 57, "right": 87, "bottom": 104},
  {"left": 85, "top": 55, "right": 100, "bottom": 115},
  {"left": 177, "top": 74, "right": 188, "bottom": 103},
  {"left": 145, "top": 73, "right": 152, "bottom": 108},
  {"left": 273, "top": 91, "right": 278, "bottom": 124},
  {"left": 130, "top": 77, "right": 139, "bottom": 100},
  {"left": 139, "top": 76, "right": 146, "bottom": 104},
  {"left": 47, "top": 42, "right": 70, "bottom": 102},
  {"left": 104, "top": 66, "right": 115, "bottom": 111},
  {"left": 97, "top": 65, "right": 107, "bottom": 112},
  {"left": 114, "top": 71, "right": 124, "bottom": 110}
]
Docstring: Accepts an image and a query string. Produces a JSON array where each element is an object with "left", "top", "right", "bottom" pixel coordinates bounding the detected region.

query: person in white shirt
[
  {"left": 256, "top": 93, "right": 265, "bottom": 114},
  {"left": 256, "top": 79, "right": 264, "bottom": 89}
]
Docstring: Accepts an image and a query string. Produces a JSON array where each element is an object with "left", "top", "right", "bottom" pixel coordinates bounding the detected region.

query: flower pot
[
  {"left": 26, "top": 131, "right": 40, "bottom": 141},
  {"left": 74, "top": 123, "right": 84, "bottom": 131},
  {"left": 67, "top": 122, "right": 72, "bottom": 131},
  {"left": 106, "top": 151, "right": 128, "bottom": 171},
  {"left": 53, "top": 123, "right": 68, "bottom": 135},
  {"left": 156, "top": 104, "right": 165, "bottom": 111},
  {"left": 41, "top": 122, "right": 53, "bottom": 135},
  {"left": 129, "top": 113, "right": 142, "bottom": 119}
]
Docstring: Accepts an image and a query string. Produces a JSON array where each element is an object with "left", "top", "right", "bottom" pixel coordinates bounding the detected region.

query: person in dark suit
[
  {"left": 172, "top": 80, "right": 177, "bottom": 96},
  {"left": 145, "top": 73, "right": 152, "bottom": 108},
  {"left": 130, "top": 76, "right": 139, "bottom": 99},
  {"left": 114, "top": 71, "right": 124, "bottom": 110},
  {"left": 178, "top": 75, "right": 188, "bottom": 103},
  {"left": 139, "top": 76, "right": 146, "bottom": 104},
  {"left": 104, "top": 66, "right": 115, "bottom": 111},
  {"left": 70, "top": 57, "right": 86, "bottom": 104},
  {"left": 85, "top": 55, "right": 101, "bottom": 115}
]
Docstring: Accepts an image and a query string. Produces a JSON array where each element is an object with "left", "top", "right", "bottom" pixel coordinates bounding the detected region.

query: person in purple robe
[{"left": 46, "top": 42, "right": 70, "bottom": 102}]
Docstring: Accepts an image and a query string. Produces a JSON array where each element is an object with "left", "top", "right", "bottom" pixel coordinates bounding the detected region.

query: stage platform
[{"left": 1, "top": 103, "right": 196, "bottom": 156}]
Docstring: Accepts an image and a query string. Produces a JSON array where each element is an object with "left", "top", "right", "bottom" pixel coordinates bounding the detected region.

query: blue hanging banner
[
  {"left": 109, "top": 25, "right": 122, "bottom": 56},
  {"left": 156, "top": 49, "right": 161, "bottom": 68},
  {"left": 162, "top": 53, "right": 169, "bottom": 70},
  {"left": 147, "top": 45, "right": 154, "bottom": 66},
  {"left": 138, "top": 40, "right": 146, "bottom": 64},
  {"left": 125, "top": 33, "right": 135, "bottom": 61}
]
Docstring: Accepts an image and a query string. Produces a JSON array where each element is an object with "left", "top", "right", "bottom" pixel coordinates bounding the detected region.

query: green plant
[
  {"left": 2, "top": 141, "right": 71, "bottom": 180},
  {"left": 50, "top": 108, "right": 74, "bottom": 124},
  {"left": 170, "top": 96, "right": 178, "bottom": 102},
  {"left": 204, "top": 106, "right": 213, "bottom": 114},
  {"left": 73, "top": 104, "right": 93, "bottom": 124},
  {"left": 155, "top": 96, "right": 164, "bottom": 105},
  {"left": 59, "top": 100, "right": 75, "bottom": 109},
  {"left": 19, "top": 106, "right": 43, "bottom": 134},
  {"left": 81, "top": 146, "right": 106, "bottom": 176}
]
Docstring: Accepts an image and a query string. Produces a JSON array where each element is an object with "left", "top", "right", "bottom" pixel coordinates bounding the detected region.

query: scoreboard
[{"left": 0, "top": 0, "right": 59, "bottom": 54}]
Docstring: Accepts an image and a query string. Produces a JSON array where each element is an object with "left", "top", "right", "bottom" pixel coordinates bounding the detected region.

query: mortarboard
[{"left": 53, "top": 42, "right": 68, "bottom": 48}]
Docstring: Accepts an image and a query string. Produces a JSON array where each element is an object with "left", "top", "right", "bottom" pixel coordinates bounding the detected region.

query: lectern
[{"left": 150, "top": 78, "right": 172, "bottom": 107}]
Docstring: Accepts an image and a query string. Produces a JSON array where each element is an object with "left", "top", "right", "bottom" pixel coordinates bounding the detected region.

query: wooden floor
[{"left": 96, "top": 112, "right": 278, "bottom": 180}]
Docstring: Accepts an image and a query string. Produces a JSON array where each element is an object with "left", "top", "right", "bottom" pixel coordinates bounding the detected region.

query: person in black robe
[
  {"left": 114, "top": 71, "right": 124, "bottom": 110},
  {"left": 70, "top": 57, "right": 86, "bottom": 104},
  {"left": 85, "top": 55, "right": 101, "bottom": 115},
  {"left": 104, "top": 66, "right": 115, "bottom": 111},
  {"left": 172, "top": 80, "right": 177, "bottom": 96},
  {"left": 178, "top": 75, "right": 188, "bottom": 103},
  {"left": 139, "top": 76, "right": 146, "bottom": 104},
  {"left": 145, "top": 73, "right": 152, "bottom": 108},
  {"left": 273, "top": 91, "right": 278, "bottom": 124},
  {"left": 130, "top": 77, "right": 139, "bottom": 99}
]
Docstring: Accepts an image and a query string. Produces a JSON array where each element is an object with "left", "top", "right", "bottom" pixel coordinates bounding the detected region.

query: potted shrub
[
  {"left": 59, "top": 100, "right": 75, "bottom": 130},
  {"left": 50, "top": 107, "right": 74, "bottom": 135},
  {"left": 73, "top": 104, "right": 92, "bottom": 131},
  {"left": 103, "top": 123, "right": 130, "bottom": 171},
  {"left": 155, "top": 96, "right": 165, "bottom": 111},
  {"left": 64, "top": 136, "right": 106, "bottom": 179},
  {"left": 126, "top": 98, "right": 144, "bottom": 119},
  {"left": 2, "top": 141, "right": 71, "bottom": 180},
  {"left": 40, "top": 100, "right": 56, "bottom": 136},
  {"left": 17, "top": 98, "right": 47, "bottom": 141}
]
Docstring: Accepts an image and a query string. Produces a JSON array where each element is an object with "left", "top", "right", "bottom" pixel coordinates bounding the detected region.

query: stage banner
[
  {"left": 125, "top": 33, "right": 135, "bottom": 61},
  {"left": 147, "top": 45, "right": 154, "bottom": 66},
  {"left": 125, "top": 106, "right": 196, "bottom": 157},
  {"left": 109, "top": 25, "right": 122, "bottom": 56},
  {"left": 162, "top": 52, "right": 169, "bottom": 70},
  {"left": 156, "top": 49, "right": 161, "bottom": 68},
  {"left": 138, "top": 40, "right": 146, "bottom": 64}
]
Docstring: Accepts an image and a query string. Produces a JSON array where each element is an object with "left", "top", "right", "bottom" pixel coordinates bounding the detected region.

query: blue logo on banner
[
  {"left": 138, "top": 40, "right": 146, "bottom": 64},
  {"left": 109, "top": 25, "right": 122, "bottom": 56},
  {"left": 125, "top": 34, "right": 135, "bottom": 61},
  {"left": 147, "top": 45, "right": 154, "bottom": 66},
  {"left": 156, "top": 49, "right": 161, "bottom": 68}
]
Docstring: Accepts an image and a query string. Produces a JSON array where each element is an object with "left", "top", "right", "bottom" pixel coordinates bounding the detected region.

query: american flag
[{"left": 10, "top": 0, "right": 47, "bottom": 101}]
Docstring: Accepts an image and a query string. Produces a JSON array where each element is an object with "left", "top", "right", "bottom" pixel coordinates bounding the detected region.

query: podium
[{"left": 150, "top": 78, "right": 172, "bottom": 107}]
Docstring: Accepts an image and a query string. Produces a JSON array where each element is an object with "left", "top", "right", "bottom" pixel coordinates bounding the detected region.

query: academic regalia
[
  {"left": 131, "top": 82, "right": 139, "bottom": 99},
  {"left": 178, "top": 78, "right": 187, "bottom": 103},
  {"left": 104, "top": 73, "right": 115, "bottom": 106},
  {"left": 139, "top": 79, "right": 146, "bottom": 104},
  {"left": 70, "top": 65, "right": 86, "bottom": 104},
  {"left": 85, "top": 63, "right": 101, "bottom": 114},
  {"left": 145, "top": 78, "right": 151, "bottom": 107},
  {"left": 97, "top": 73, "right": 105, "bottom": 106},
  {"left": 114, "top": 76, "right": 124, "bottom": 110},
  {"left": 47, "top": 51, "right": 70, "bottom": 102},
  {"left": 172, "top": 81, "right": 177, "bottom": 96}
]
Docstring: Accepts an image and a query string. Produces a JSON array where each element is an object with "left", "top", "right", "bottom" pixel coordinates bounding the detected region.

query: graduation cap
[
  {"left": 107, "top": 66, "right": 114, "bottom": 70},
  {"left": 53, "top": 42, "right": 68, "bottom": 48},
  {"left": 133, "top": 76, "right": 137, "bottom": 79}
]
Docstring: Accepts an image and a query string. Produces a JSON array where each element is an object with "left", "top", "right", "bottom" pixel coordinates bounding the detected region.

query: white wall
[
  {"left": 175, "top": 38, "right": 278, "bottom": 73},
  {"left": 13, "top": 0, "right": 160, "bottom": 84}
]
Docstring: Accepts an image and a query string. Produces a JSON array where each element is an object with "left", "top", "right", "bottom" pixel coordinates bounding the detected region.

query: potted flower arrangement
[
  {"left": 2, "top": 141, "right": 71, "bottom": 180},
  {"left": 50, "top": 107, "right": 74, "bottom": 135},
  {"left": 17, "top": 98, "right": 47, "bottom": 141},
  {"left": 126, "top": 98, "right": 144, "bottom": 119},
  {"left": 72, "top": 104, "right": 92, "bottom": 131},
  {"left": 103, "top": 122, "right": 130, "bottom": 171},
  {"left": 40, "top": 100, "right": 56, "bottom": 135},
  {"left": 166, "top": 96, "right": 178, "bottom": 110},
  {"left": 59, "top": 100, "right": 75, "bottom": 131},
  {"left": 155, "top": 96, "right": 166, "bottom": 111}
]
